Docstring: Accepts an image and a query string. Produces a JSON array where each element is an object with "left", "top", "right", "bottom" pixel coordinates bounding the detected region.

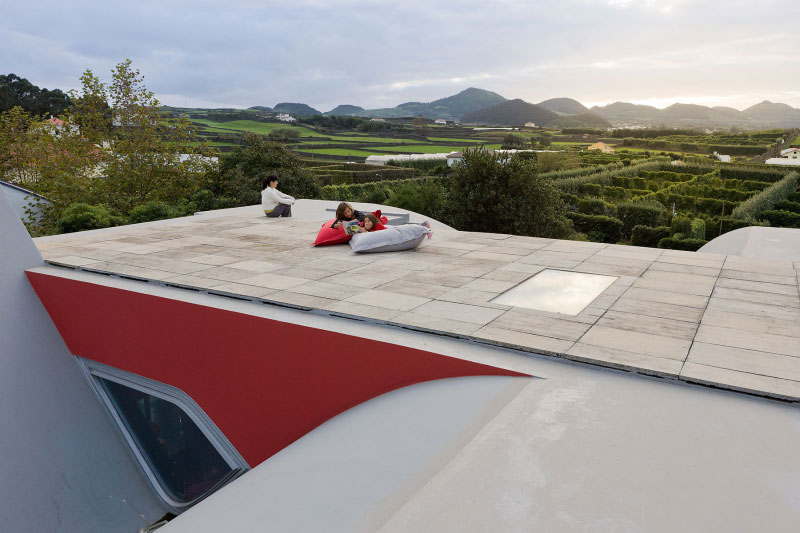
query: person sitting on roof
[{"left": 261, "top": 175, "right": 295, "bottom": 217}]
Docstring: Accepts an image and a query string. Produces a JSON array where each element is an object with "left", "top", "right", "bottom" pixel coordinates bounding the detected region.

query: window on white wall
[{"left": 79, "top": 359, "right": 248, "bottom": 510}]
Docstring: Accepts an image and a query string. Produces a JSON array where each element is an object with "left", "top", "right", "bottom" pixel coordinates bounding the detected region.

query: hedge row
[
  {"left": 762, "top": 210, "right": 800, "bottom": 228},
  {"left": 319, "top": 176, "right": 449, "bottom": 203},
  {"left": 731, "top": 172, "right": 800, "bottom": 220},
  {"left": 673, "top": 184, "right": 754, "bottom": 202},
  {"left": 645, "top": 192, "right": 737, "bottom": 216},
  {"left": 556, "top": 159, "right": 670, "bottom": 194},
  {"left": 773, "top": 200, "right": 800, "bottom": 213},
  {"left": 540, "top": 162, "right": 624, "bottom": 181},
  {"left": 309, "top": 167, "right": 417, "bottom": 185},
  {"left": 622, "top": 138, "right": 767, "bottom": 156},
  {"left": 566, "top": 212, "right": 623, "bottom": 243},
  {"left": 674, "top": 161, "right": 792, "bottom": 183},
  {"left": 657, "top": 237, "right": 708, "bottom": 251},
  {"left": 631, "top": 225, "right": 670, "bottom": 247}
]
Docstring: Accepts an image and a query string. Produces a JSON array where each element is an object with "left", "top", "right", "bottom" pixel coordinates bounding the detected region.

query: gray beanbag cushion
[{"left": 349, "top": 225, "right": 430, "bottom": 253}]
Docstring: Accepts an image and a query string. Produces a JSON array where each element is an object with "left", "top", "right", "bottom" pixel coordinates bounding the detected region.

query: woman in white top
[{"left": 261, "top": 175, "right": 295, "bottom": 217}]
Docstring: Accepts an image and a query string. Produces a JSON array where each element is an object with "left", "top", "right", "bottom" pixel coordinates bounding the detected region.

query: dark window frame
[{"left": 78, "top": 357, "right": 249, "bottom": 511}]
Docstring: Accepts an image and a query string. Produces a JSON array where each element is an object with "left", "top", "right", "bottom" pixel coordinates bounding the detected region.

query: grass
[
  {"left": 426, "top": 137, "right": 486, "bottom": 143},
  {"left": 295, "top": 148, "right": 380, "bottom": 156},
  {"left": 191, "top": 119, "right": 422, "bottom": 144},
  {"left": 363, "top": 144, "right": 493, "bottom": 154}
]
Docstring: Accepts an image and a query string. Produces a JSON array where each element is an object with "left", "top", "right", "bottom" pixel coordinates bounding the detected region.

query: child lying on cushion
[
  {"left": 331, "top": 202, "right": 365, "bottom": 229},
  {"left": 344, "top": 213, "right": 385, "bottom": 235}
]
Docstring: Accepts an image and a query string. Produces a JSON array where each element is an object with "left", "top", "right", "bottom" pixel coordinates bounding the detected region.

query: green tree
[
  {"left": 0, "top": 105, "right": 104, "bottom": 234},
  {"left": 91, "top": 59, "right": 215, "bottom": 213},
  {"left": 444, "top": 148, "right": 573, "bottom": 238},
  {"left": 214, "top": 133, "right": 316, "bottom": 205},
  {"left": 0, "top": 74, "right": 72, "bottom": 117}
]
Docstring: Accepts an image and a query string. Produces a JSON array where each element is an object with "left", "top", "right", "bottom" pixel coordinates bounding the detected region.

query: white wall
[{"left": 0, "top": 192, "right": 166, "bottom": 532}]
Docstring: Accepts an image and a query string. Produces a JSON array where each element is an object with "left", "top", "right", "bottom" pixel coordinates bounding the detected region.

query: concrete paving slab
[
  {"left": 681, "top": 362, "right": 800, "bottom": 401},
  {"left": 701, "top": 309, "right": 800, "bottom": 337},
  {"left": 706, "top": 296, "right": 800, "bottom": 321},
  {"left": 695, "top": 325, "right": 800, "bottom": 358},
  {"left": 485, "top": 309, "right": 592, "bottom": 341},
  {"left": 688, "top": 342, "right": 800, "bottom": 382},
  {"left": 412, "top": 300, "right": 506, "bottom": 325},
  {"left": 596, "top": 310, "right": 699, "bottom": 340},
  {"left": 714, "top": 276, "right": 799, "bottom": 295},
  {"left": 711, "top": 286, "right": 800, "bottom": 308},
  {"left": 472, "top": 326, "right": 575, "bottom": 355},
  {"left": 565, "top": 342, "right": 684, "bottom": 377},
  {"left": 578, "top": 325, "right": 691, "bottom": 360},
  {"left": 344, "top": 289, "right": 430, "bottom": 312},
  {"left": 719, "top": 268, "right": 798, "bottom": 285},
  {"left": 610, "top": 297, "right": 705, "bottom": 323}
]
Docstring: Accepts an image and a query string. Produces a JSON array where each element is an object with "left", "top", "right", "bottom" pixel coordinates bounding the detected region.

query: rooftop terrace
[{"left": 35, "top": 203, "right": 800, "bottom": 402}]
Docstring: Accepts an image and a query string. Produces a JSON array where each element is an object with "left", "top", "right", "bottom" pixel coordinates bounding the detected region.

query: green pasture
[
  {"left": 367, "top": 144, "right": 500, "bottom": 154},
  {"left": 425, "top": 137, "right": 486, "bottom": 143},
  {"left": 296, "top": 148, "right": 378, "bottom": 156}
]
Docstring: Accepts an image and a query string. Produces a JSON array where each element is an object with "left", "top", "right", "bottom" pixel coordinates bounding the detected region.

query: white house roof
[
  {"left": 765, "top": 157, "right": 800, "bottom": 166},
  {"left": 780, "top": 147, "right": 800, "bottom": 155}
]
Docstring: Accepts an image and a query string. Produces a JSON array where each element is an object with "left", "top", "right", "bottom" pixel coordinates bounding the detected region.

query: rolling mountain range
[{"left": 250, "top": 89, "right": 800, "bottom": 129}]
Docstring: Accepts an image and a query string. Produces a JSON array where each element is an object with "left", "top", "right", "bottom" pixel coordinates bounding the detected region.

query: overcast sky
[{"left": 3, "top": 0, "right": 799, "bottom": 112}]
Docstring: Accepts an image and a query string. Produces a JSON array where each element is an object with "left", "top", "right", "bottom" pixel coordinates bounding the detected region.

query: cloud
[{"left": 1, "top": 0, "right": 799, "bottom": 110}]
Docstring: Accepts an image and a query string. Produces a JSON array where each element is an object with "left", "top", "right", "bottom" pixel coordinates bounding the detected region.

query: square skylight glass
[{"left": 491, "top": 269, "right": 617, "bottom": 315}]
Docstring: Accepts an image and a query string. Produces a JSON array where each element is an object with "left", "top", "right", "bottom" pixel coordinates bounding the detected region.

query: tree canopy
[
  {"left": 0, "top": 74, "right": 71, "bottom": 117},
  {"left": 446, "top": 148, "right": 573, "bottom": 238}
]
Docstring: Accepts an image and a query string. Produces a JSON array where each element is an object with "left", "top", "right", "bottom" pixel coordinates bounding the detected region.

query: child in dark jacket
[{"left": 331, "top": 202, "right": 366, "bottom": 229}]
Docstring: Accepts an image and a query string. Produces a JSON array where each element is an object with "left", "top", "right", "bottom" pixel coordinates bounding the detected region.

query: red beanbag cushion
[
  {"left": 311, "top": 212, "right": 389, "bottom": 246},
  {"left": 313, "top": 219, "right": 351, "bottom": 246}
]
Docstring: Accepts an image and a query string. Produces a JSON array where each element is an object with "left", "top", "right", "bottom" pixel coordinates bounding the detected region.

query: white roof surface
[
  {"left": 160, "top": 328, "right": 800, "bottom": 533},
  {"left": 765, "top": 157, "right": 800, "bottom": 166}
]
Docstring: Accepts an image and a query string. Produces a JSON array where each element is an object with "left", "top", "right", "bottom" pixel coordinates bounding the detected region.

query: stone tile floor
[{"left": 35, "top": 211, "right": 800, "bottom": 402}]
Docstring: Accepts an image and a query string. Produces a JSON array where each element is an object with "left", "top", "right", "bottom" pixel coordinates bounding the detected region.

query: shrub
[
  {"left": 762, "top": 210, "right": 800, "bottom": 228},
  {"left": 58, "top": 203, "right": 113, "bottom": 233},
  {"left": 445, "top": 149, "right": 572, "bottom": 238},
  {"left": 191, "top": 189, "right": 217, "bottom": 212},
  {"left": 602, "top": 186, "right": 626, "bottom": 201},
  {"left": 278, "top": 172, "right": 321, "bottom": 199},
  {"left": 690, "top": 218, "right": 706, "bottom": 240},
  {"left": 616, "top": 201, "right": 666, "bottom": 236},
  {"left": 731, "top": 171, "right": 799, "bottom": 220},
  {"left": 577, "top": 197, "right": 611, "bottom": 216},
  {"left": 657, "top": 237, "right": 707, "bottom": 251},
  {"left": 579, "top": 183, "right": 602, "bottom": 195},
  {"left": 556, "top": 158, "right": 669, "bottom": 194},
  {"left": 773, "top": 200, "right": 800, "bottom": 213},
  {"left": 320, "top": 177, "right": 450, "bottom": 205},
  {"left": 671, "top": 215, "right": 692, "bottom": 236},
  {"left": 386, "top": 180, "right": 447, "bottom": 220},
  {"left": 631, "top": 225, "right": 670, "bottom": 247},
  {"left": 129, "top": 202, "right": 173, "bottom": 224},
  {"left": 566, "top": 213, "right": 623, "bottom": 243}
]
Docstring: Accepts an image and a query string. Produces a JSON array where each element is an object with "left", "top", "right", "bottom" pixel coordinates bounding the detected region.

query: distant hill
[
  {"left": 360, "top": 87, "right": 506, "bottom": 121},
  {"left": 551, "top": 112, "right": 611, "bottom": 129},
  {"left": 324, "top": 104, "right": 365, "bottom": 116},
  {"left": 537, "top": 97, "right": 589, "bottom": 115},
  {"left": 591, "top": 102, "right": 662, "bottom": 123},
  {"left": 461, "top": 99, "right": 559, "bottom": 126},
  {"left": 743, "top": 101, "right": 800, "bottom": 126},
  {"left": 590, "top": 99, "right": 800, "bottom": 128},
  {"left": 273, "top": 102, "right": 322, "bottom": 116},
  {"left": 248, "top": 105, "right": 273, "bottom": 112}
]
